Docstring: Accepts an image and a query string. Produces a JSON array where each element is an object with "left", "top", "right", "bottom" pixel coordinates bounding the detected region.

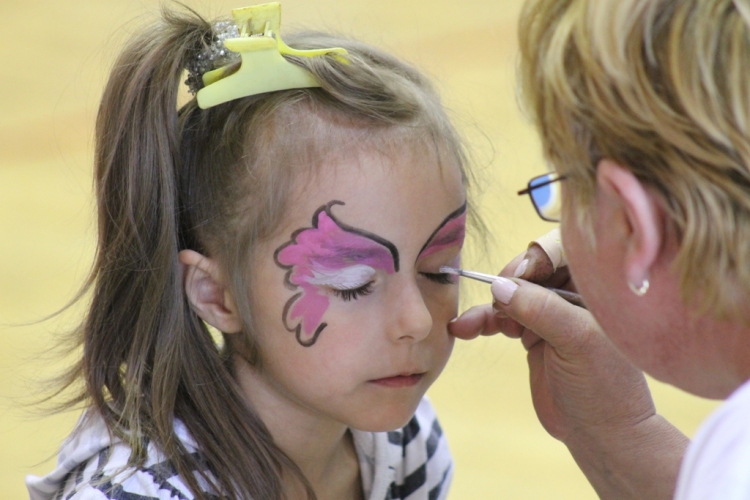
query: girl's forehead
[
  {"left": 316, "top": 132, "right": 462, "bottom": 187},
  {"left": 278, "top": 113, "right": 456, "bottom": 173},
  {"left": 277, "top": 143, "right": 465, "bottom": 257}
]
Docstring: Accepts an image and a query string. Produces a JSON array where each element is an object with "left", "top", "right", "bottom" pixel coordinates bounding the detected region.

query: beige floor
[{"left": 0, "top": 1, "right": 719, "bottom": 498}]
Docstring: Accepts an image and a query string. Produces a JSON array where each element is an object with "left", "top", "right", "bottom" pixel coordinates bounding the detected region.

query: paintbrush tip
[{"left": 439, "top": 266, "right": 460, "bottom": 275}]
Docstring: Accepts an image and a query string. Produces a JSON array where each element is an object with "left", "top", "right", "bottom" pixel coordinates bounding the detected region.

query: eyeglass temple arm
[{"left": 517, "top": 175, "right": 568, "bottom": 196}]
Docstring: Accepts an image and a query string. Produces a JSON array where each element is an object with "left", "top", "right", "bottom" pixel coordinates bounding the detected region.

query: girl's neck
[{"left": 233, "top": 355, "right": 363, "bottom": 499}]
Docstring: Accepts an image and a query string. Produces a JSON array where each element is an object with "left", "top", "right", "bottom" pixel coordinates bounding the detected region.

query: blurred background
[{"left": 0, "top": 0, "right": 719, "bottom": 498}]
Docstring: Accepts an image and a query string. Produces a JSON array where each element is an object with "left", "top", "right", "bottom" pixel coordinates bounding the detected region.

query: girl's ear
[
  {"left": 178, "top": 250, "right": 242, "bottom": 334},
  {"left": 595, "top": 159, "right": 662, "bottom": 290}
]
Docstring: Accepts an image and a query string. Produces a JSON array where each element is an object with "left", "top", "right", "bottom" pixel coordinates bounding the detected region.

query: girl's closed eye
[
  {"left": 420, "top": 271, "right": 457, "bottom": 285},
  {"left": 306, "top": 264, "right": 377, "bottom": 301},
  {"left": 331, "top": 282, "right": 374, "bottom": 301}
]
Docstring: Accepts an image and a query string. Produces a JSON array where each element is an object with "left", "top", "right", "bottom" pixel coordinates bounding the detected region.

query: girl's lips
[{"left": 369, "top": 373, "right": 425, "bottom": 388}]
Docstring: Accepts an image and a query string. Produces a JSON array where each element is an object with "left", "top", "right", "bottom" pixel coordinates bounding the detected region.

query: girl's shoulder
[
  {"left": 27, "top": 411, "right": 215, "bottom": 500},
  {"left": 30, "top": 399, "right": 453, "bottom": 500},
  {"left": 353, "top": 397, "right": 453, "bottom": 500}
]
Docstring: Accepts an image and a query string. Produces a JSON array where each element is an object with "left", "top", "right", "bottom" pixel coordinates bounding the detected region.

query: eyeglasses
[{"left": 517, "top": 173, "right": 568, "bottom": 222}]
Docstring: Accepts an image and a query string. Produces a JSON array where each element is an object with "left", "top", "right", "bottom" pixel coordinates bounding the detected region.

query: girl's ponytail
[
  {"left": 70, "top": 8, "right": 311, "bottom": 500},
  {"left": 89, "top": 9, "right": 206, "bottom": 429}
]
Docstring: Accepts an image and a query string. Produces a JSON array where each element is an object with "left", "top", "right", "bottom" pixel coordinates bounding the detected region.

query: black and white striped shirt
[{"left": 27, "top": 398, "right": 452, "bottom": 500}]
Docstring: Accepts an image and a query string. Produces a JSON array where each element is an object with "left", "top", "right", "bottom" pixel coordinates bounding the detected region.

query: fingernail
[
  {"left": 513, "top": 258, "right": 529, "bottom": 278},
  {"left": 491, "top": 277, "right": 519, "bottom": 305},
  {"left": 449, "top": 316, "right": 458, "bottom": 324}
]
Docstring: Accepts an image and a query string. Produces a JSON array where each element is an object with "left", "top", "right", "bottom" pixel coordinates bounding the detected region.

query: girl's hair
[
  {"left": 518, "top": 0, "right": 750, "bottom": 317},
  {"left": 54, "top": 6, "right": 475, "bottom": 500}
]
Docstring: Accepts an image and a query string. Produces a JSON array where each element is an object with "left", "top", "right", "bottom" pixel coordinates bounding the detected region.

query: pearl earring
[{"left": 628, "top": 279, "right": 650, "bottom": 297}]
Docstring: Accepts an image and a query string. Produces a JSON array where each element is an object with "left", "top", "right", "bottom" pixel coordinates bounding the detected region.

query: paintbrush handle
[
  {"left": 546, "top": 287, "right": 586, "bottom": 309},
  {"left": 455, "top": 269, "right": 498, "bottom": 284},
  {"left": 442, "top": 266, "right": 586, "bottom": 309}
]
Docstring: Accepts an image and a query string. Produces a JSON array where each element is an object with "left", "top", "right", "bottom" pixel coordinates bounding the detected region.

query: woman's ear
[
  {"left": 178, "top": 249, "right": 242, "bottom": 333},
  {"left": 595, "top": 159, "right": 662, "bottom": 291}
]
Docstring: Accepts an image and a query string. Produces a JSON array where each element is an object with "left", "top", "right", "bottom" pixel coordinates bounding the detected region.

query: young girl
[{"left": 27, "top": 4, "right": 474, "bottom": 499}]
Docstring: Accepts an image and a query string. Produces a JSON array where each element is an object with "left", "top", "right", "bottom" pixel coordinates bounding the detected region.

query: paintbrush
[{"left": 439, "top": 266, "right": 586, "bottom": 309}]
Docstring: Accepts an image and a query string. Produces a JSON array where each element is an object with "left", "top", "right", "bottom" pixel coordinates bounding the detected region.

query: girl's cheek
[
  {"left": 421, "top": 285, "right": 459, "bottom": 321},
  {"left": 324, "top": 289, "right": 382, "bottom": 316}
]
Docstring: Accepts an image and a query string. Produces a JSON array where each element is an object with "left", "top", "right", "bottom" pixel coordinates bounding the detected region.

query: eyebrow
[{"left": 418, "top": 202, "right": 467, "bottom": 258}]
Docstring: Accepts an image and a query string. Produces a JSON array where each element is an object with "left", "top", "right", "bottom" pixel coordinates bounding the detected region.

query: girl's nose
[{"left": 389, "top": 281, "right": 433, "bottom": 343}]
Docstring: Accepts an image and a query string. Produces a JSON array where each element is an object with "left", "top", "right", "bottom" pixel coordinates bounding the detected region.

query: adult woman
[{"left": 451, "top": 0, "right": 750, "bottom": 498}]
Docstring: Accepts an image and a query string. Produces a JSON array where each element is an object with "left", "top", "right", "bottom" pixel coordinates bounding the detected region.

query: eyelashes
[
  {"left": 420, "top": 272, "right": 456, "bottom": 285},
  {"left": 331, "top": 282, "right": 374, "bottom": 301}
]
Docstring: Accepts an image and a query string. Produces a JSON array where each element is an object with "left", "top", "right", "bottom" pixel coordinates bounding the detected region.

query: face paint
[
  {"left": 307, "top": 264, "right": 377, "bottom": 290},
  {"left": 274, "top": 201, "right": 399, "bottom": 346},
  {"left": 418, "top": 203, "right": 467, "bottom": 259}
]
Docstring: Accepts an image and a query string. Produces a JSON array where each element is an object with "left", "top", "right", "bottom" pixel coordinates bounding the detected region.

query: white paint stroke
[{"left": 306, "top": 264, "right": 377, "bottom": 290}]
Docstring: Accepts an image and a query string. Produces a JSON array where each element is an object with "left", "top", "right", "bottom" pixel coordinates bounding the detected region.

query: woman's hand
[
  {"left": 449, "top": 237, "right": 688, "bottom": 499},
  {"left": 450, "top": 244, "right": 655, "bottom": 443}
]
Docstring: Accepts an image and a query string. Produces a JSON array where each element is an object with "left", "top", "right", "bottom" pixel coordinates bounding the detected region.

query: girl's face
[{"left": 244, "top": 141, "right": 465, "bottom": 432}]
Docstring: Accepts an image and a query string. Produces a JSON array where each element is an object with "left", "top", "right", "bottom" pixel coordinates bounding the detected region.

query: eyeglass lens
[{"left": 530, "top": 173, "right": 562, "bottom": 221}]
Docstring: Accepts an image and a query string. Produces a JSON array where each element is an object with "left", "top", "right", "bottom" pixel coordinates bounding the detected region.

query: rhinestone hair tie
[{"left": 185, "top": 21, "right": 241, "bottom": 95}]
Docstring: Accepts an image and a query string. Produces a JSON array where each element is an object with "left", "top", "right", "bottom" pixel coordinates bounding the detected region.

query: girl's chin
[{"left": 345, "top": 398, "right": 425, "bottom": 433}]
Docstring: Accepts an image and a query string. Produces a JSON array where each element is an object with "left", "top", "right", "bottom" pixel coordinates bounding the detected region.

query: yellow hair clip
[{"left": 196, "top": 3, "right": 348, "bottom": 109}]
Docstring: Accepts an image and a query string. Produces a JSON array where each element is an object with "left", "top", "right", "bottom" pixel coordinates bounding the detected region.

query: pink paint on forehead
[
  {"left": 418, "top": 209, "right": 467, "bottom": 259},
  {"left": 279, "top": 212, "right": 396, "bottom": 278},
  {"left": 275, "top": 203, "right": 398, "bottom": 345}
]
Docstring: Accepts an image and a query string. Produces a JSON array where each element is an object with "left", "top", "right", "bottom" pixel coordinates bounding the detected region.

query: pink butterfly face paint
[
  {"left": 274, "top": 201, "right": 399, "bottom": 346},
  {"left": 418, "top": 203, "right": 467, "bottom": 262}
]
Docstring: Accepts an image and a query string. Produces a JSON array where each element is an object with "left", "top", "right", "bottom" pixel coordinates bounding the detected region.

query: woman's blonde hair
[
  {"left": 52, "top": 6, "right": 476, "bottom": 500},
  {"left": 518, "top": 0, "right": 750, "bottom": 315}
]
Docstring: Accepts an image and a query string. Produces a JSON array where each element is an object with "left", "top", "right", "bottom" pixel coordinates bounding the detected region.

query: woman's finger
[
  {"left": 521, "top": 330, "right": 543, "bottom": 352},
  {"left": 448, "top": 303, "right": 527, "bottom": 340},
  {"left": 491, "top": 277, "right": 595, "bottom": 354}
]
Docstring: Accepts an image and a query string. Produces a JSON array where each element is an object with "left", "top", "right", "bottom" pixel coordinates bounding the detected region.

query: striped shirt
[{"left": 27, "top": 398, "right": 452, "bottom": 500}]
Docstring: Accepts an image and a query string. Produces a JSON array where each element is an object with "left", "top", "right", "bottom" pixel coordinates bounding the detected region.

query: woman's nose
[{"left": 389, "top": 280, "right": 433, "bottom": 343}]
